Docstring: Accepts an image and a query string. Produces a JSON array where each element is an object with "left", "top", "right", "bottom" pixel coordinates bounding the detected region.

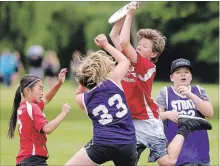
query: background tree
[{"left": 0, "top": 1, "right": 218, "bottom": 82}]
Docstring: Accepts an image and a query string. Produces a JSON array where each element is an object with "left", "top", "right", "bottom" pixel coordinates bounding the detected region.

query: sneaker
[{"left": 178, "top": 115, "right": 212, "bottom": 132}]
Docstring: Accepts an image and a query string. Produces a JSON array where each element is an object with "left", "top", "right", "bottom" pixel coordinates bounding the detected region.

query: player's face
[
  {"left": 136, "top": 38, "right": 155, "bottom": 60},
  {"left": 29, "top": 81, "right": 44, "bottom": 102},
  {"left": 170, "top": 67, "right": 192, "bottom": 86}
]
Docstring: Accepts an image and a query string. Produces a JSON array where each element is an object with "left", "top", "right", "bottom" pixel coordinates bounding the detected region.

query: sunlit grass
[{"left": 0, "top": 81, "right": 218, "bottom": 165}]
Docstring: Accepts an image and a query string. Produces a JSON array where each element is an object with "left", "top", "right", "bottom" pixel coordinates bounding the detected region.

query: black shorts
[
  {"left": 84, "top": 140, "right": 138, "bottom": 166},
  {"left": 16, "top": 155, "right": 48, "bottom": 166}
]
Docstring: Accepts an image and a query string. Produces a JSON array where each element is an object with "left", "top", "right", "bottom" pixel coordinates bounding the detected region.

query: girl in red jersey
[{"left": 8, "top": 68, "right": 71, "bottom": 166}]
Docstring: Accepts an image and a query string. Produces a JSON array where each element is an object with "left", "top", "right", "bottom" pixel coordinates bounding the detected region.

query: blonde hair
[
  {"left": 73, "top": 50, "right": 116, "bottom": 89},
  {"left": 137, "top": 29, "right": 166, "bottom": 63}
]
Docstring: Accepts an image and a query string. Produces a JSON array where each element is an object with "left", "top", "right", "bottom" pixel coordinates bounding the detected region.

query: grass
[{"left": 0, "top": 81, "right": 219, "bottom": 165}]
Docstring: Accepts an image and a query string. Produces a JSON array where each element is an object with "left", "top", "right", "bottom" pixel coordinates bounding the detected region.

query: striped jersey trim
[
  {"left": 137, "top": 66, "right": 156, "bottom": 81},
  {"left": 143, "top": 93, "right": 154, "bottom": 119},
  {"left": 26, "top": 101, "right": 33, "bottom": 120}
]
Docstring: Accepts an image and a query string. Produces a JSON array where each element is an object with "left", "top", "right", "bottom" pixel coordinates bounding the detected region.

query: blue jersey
[
  {"left": 83, "top": 79, "right": 136, "bottom": 145},
  {"left": 164, "top": 86, "right": 210, "bottom": 165}
]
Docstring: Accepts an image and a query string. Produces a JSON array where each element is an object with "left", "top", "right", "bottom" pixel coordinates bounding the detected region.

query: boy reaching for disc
[{"left": 109, "top": 2, "right": 212, "bottom": 166}]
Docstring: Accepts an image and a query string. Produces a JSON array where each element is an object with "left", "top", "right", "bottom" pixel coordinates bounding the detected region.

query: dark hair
[{"left": 8, "top": 74, "right": 41, "bottom": 139}]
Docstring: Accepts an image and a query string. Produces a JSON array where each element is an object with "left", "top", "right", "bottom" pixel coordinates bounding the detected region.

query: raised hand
[
  {"left": 62, "top": 103, "right": 72, "bottom": 114},
  {"left": 126, "top": 1, "right": 139, "bottom": 16},
  {"left": 177, "top": 86, "right": 191, "bottom": 97},
  {"left": 58, "top": 68, "right": 68, "bottom": 84},
  {"left": 168, "top": 110, "right": 179, "bottom": 123},
  {"left": 94, "top": 34, "right": 109, "bottom": 49}
]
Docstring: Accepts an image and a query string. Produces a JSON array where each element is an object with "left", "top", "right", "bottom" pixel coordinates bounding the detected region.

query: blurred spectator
[
  {"left": 42, "top": 50, "right": 60, "bottom": 86},
  {"left": 27, "top": 45, "right": 44, "bottom": 79},
  {"left": 0, "top": 49, "right": 18, "bottom": 86},
  {"left": 10, "top": 51, "right": 25, "bottom": 86}
]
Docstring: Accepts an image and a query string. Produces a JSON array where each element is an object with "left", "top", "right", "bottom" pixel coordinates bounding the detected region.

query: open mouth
[{"left": 181, "top": 78, "right": 186, "bottom": 81}]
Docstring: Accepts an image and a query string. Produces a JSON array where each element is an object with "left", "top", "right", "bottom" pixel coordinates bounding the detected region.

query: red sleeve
[
  {"left": 36, "top": 100, "right": 45, "bottom": 111},
  {"left": 133, "top": 54, "right": 156, "bottom": 82},
  {"left": 32, "top": 104, "right": 48, "bottom": 133}
]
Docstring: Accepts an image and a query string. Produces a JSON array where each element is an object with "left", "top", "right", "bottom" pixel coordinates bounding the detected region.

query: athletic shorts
[
  {"left": 84, "top": 140, "right": 138, "bottom": 166},
  {"left": 16, "top": 155, "right": 48, "bottom": 166},
  {"left": 133, "top": 118, "right": 168, "bottom": 162}
]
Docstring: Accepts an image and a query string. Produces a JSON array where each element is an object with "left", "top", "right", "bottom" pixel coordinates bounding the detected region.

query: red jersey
[
  {"left": 16, "top": 100, "right": 48, "bottom": 165},
  {"left": 122, "top": 54, "right": 159, "bottom": 120}
]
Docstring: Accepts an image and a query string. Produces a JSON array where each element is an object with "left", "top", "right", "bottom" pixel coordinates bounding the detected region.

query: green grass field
[{"left": 0, "top": 81, "right": 219, "bottom": 165}]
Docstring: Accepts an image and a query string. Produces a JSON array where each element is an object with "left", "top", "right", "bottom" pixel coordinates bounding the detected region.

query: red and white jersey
[
  {"left": 122, "top": 54, "right": 159, "bottom": 120},
  {"left": 16, "top": 100, "right": 48, "bottom": 165}
]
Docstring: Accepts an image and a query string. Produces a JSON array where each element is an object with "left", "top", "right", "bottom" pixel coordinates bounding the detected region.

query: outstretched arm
[
  {"left": 109, "top": 17, "right": 125, "bottom": 52},
  {"left": 42, "top": 103, "right": 71, "bottom": 134},
  {"left": 156, "top": 88, "right": 179, "bottom": 122},
  {"left": 120, "top": 2, "right": 138, "bottom": 63},
  {"left": 42, "top": 68, "right": 67, "bottom": 105},
  {"left": 94, "top": 34, "right": 130, "bottom": 85}
]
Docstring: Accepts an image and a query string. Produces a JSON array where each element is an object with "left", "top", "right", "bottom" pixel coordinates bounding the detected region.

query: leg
[
  {"left": 65, "top": 140, "right": 116, "bottom": 166},
  {"left": 65, "top": 147, "right": 97, "bottom": 166},
  {"left": 10, "top": 72, "right": 19, "bottom": 87},
  {"left": 157, "top": 116, "right": 212, "bottom": 166},
  {"left": 113, "top": 144, "right": 138, "bottom": 166},
  {"left": 136, "top": 143, "right": 146, "bottom": 161},
  {"left": 133, "top": 119, "right": 167, "bottom": 164},
  {"left": 156, "top": 135, "right": 184, "bottom": 166}
]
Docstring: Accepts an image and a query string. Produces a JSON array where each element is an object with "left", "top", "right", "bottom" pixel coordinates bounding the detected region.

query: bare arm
[
  {"left": 188, "top": 93, "right": 214, "bottom": 118},
  {"left": 75, "top": 85, "right": 87, "bottom": 113},
  {"left": 156, "top": 87, "right": 178, "bottom": 122},
  {"left": 94, "top": 34, "right": 130, "bottom": 84},
  {"left": 177, "top": 86, "right": 214, "bottom": 118},
  {"left": 42, "top": 68, "right": 67, "bottom": 105},
  {"left": 159, "top": 108, "right": 179, "bottom": 123},
  {"left": 109, "top": 17, "right": 125, "bottom": 52},
  {"left": 159, "top": 108, "right": 166, "bottom": 120},
  {"left": 75, "top": 93, "right": 87, "bottom": 113},
  {"left": 120, "top": 3, "right": 138, "bottom": 63},
  {"left": 76, "top": 85, "right": 88, "bottom": 95},
  {"left": 42, "top": 103, "right": 71, "bottom": 134}
]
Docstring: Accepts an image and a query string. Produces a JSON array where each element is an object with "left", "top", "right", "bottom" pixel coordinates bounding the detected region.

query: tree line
[{"left": 0, "top": 1, "right": 219, "bottom": 82}]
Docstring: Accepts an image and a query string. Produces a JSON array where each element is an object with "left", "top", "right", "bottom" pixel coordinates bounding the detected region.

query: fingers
[
  {"left": 59, "top": 68, "right": 68, "bottom": 75},
  {"left": 58, "top": 68, "right": 68, "bottom": 80},
  {"left": 65, "top": 103, "right": 72, "bottom": 108},
  {"left": 177, "top": 86, "right": 187, "bottom": 94},
  {"left": 94, "top": 38, "right": 99, "bottom": 45},
  {"left": 67, "top": 103, "right": 71, "bottom": 108},
  {"left": 174, "top": 118, "right": 178, "bottom": 123},
  {"left": 128, "top": 1, "right": 138, "bottom": 9},
  {"left": 94, "top": 34, "right": 107, "bottom": 47},
  {"left": 95, "top": 34, "right": 106, "bottom": 40}
]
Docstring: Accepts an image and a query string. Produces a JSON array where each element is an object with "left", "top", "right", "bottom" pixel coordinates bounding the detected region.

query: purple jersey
[
  {"left": 83, "top": 79, "right": 136, "bottom": 145},
  {"left": 164, "top": 86, "right": 210, "bottom": 165}
]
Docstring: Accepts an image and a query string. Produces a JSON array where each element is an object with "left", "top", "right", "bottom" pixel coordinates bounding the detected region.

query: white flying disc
[{"left": 108, "top": 2, "right": 138, "bottom": 24}]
